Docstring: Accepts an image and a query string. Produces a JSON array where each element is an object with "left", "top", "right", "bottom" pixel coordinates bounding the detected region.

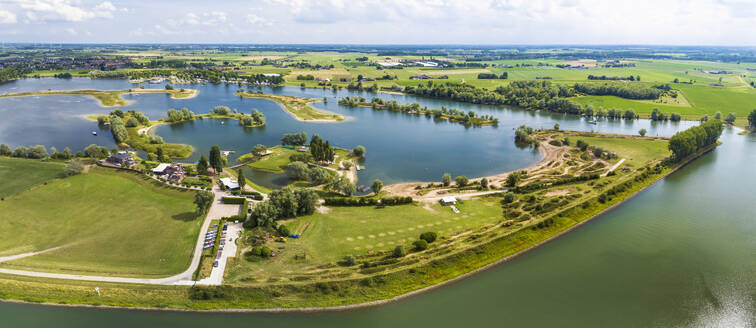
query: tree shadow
[{"left": 172, "top": 212, "right": 198, "bottom": 221}]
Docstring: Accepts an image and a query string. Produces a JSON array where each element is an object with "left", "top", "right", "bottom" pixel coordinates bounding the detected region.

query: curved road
[{"left": 0, "top": 185, "right": 237, "bottom": 285}]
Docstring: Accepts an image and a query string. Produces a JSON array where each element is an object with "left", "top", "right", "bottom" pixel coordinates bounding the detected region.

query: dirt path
[
  {"left": 0, "top": 245, "right": 68, "bottom": 263},
  {"left": 601, "top": 158, "right": 626, "bottom": 177}
]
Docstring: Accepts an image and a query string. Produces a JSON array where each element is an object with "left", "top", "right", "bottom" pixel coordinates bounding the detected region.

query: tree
[
  {"left": 62, "top": 159, "right": 84, "bottom": 177},
  {"left": 209, "top": 145, "right": 223, "bottom": 173},
  {"left": 343, "top": 255, "right": 357, "bottom": 266},
  {"left": 749, "top": 109, "right": 756, "bottom": 128},
  {"left": 307, "top": 167, "right": 333, "bottom": 185},
  {"left": 725, "top": 113, "right": 737, "bottom": 125},
  {"left": 125, "top": 117, "right": 139, "bottom": 127},
  {"left": 237, "top": 168, "right": 246, "bottom": 190},
  {"left": 197, "top": 155, "right": 209, "bottom": 175},
  {"left": 353, "top": 145, "right": 366, "bottom": 157},
  {"left": 442, "top": 173, "right": 452, "bottom": 187},
  {"left": 156, "top": 147, "right": 169, "bottom": 162},
  {"left": 480, "top": 177, "right": 489, "bottom": 189},
  {"left": 281, "top": 132, "right": 307, "bottom": 146},
  {"left": 62, "top": 147, "right": 73, "bottom": 159},
  {"left": 372, "top": 179, "right": 383, "bottom": 194},
  {"left": 392, "top": 245, "right": 406, "bottom": 258},
  {"left": 331, "top": 176, "right": 356, "bottom": 196},
  {"left": 341, "top": 160, "right": 353, "bottom": 170},
  {"left": 194, "top": 191, "right": 214, "bottom": 214},
  {"left": 413, "top": 239, "right": 428, "bottom": 251},
  {"left": 294, "top": 189, "right": 319, "bottom": 216},
  {"left": 269, "top": 188, "right": 298, "bottom": 218},
  {"left": 212, "top": 106, "right": 231, "bottom": 115},
  {"left": 503, "top": 192, "right": 515, "bottom": 204},
  {"left": 420, "top": 231, "right": 438, "bottom": 243},
  {"left": 553, "top": 123, "right": 560, "bottom": 131},
  {"left": 84, "top": 144, "right": 109, "bottom": 159},
  {"left": 714, "top": 112, "right": 722, "bottom": 120},
  {"left": 455, "top": 175, "right": 469, "bottom": 187},
  {"left": 252, "top": 144, "right": 267, "bottom": 156},
  {"left": 285, "top": 161, "right": 310, "bottom": 180},
  {"left": 506, "top": 172, "right": 521, "bottom": 187},
  {"left": 639, "top": 128, "right": 647, "bottom": 137},
  {"left": 0, "top": 144, "right": 11, "bottom": 156},
  {"left": 250, "top": 109, "right": 266, "bottom": 125},
  {"left": 250, "top": 202, "right": 279, "bottom": 228},
  {"left": 278, "top": 225, "right": 290, "bottom": 236}
]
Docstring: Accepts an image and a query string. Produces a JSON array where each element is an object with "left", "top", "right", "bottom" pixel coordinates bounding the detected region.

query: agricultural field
[{"left": 0, "top": 165, "right": 201, "bottom": 277}]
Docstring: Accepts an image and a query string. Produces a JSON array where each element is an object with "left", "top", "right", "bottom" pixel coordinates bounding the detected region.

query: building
[
  {"left": 410, "top": 74, "right": 432, "bottom": 80},
  {"left": 297, "top": 146, "right": 309, "bottom": 152},
  {"left": 440, "top": 196, "right": 457, "bottom": 206},
  {"left": 219, "top": 177, "right": 240, "bottom": 190},
  {"left": 152, "top": 163, "right": 185, "bottom": 182},
  {"left": 107, "top": 151, "right": 135, "bottom": 167}
]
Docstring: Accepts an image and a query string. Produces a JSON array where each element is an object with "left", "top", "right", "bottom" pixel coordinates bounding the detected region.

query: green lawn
[
  {"left": 563, "top": 134, "right": 671, "bottom": 167},
  {"left": 225, "top": 198, "right": 504, "bottom": 283},
  {"left": 241, "top": 146, "right": 299, "bottom": 172},
  {"left": 0, "top": 157, "right": 64, "bottom": 199},
  {"left": 0, "top": 166, "right": 201, "bottom": 277}
]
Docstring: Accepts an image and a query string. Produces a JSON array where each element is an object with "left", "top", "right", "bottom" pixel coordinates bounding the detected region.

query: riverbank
[
  {"left": 235, "top": 92, "right": 345, "bottom": 122},
  {"left": 0, "top": 130, "right": 710, "bottom": 312}
]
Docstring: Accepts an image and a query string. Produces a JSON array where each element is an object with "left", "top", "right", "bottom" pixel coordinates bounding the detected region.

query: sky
[{"left": 0, "top": 0, "right": 754, "bottom": 45}]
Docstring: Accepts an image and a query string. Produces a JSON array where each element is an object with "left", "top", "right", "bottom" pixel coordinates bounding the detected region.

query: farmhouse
[
  {"left": 219, "top": 177, "right": 240, "bottom": 190},
  {"left": 152, "top": 163, "right": 185, "bottom": 182},
  {"left": 106, "top": 151, "right": 135, "bottom": 167},
  {"left": 439, "top": 196, "right": 457, "bottom": 206}
]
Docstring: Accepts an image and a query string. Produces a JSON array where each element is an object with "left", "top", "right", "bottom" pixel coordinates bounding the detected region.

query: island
[
  {"left": 235, "top": 91, "right": 345, "bottom": 122},
  {"left": 0, "top": 88, "right": 199, "bottom": 107}
]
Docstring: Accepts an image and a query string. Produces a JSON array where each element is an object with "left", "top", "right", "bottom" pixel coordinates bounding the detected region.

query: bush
[
  {"left": 413, "top": 239, "right": 428, "bottom": 251},
  {"left": 323, "top": 196, "right": 412, "bottom": 206},
  {"left": 502, "top": 192, "right": 516, "bottom": 204},
  {"left": 278, "top": 225, "right": 291, "bottom": 236},
  {"left": 392, "top": 245, "right": 406, "bottom": 258},
  {"left": 62, "top": 160, "right": 84, "bottom": 177},
  {"left": 261, "top": 246, "right": 272, "bottom": 258},
  {"left": 344, "top": 255, "right": 357, "bottom": 266},
  {"left": 222, "top": 196, "right": 246, "bottom": 204},
  {"left": 419, "top": 231, "right": 438, "bottom": 243},
  {"left": 455, "top": 175, "right": 469, "bottom": 187}
]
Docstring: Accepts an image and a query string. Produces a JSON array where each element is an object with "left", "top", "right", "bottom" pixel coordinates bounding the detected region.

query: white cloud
[
  {"left": 18, "top": 0, "right": 118, "bottom": 22},
  {"left": 65, "top": 27, "right": 76, "bottom": 35},
  {"left": 246, "top": 13, "right": 272, "bottom": 26},
  {"left": 0, "top": 10, "right": 17, "bottom": 24}
]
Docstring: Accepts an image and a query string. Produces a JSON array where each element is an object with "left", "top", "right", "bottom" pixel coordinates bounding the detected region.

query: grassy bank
[
  {"left": 0, "top": 88, "right": 199, "bottom": 107},
  {"left": 0, "top": 157, "right": 65, "bottom": 199},
  {"left": 235, "top": 92, "right": 344, "bottom": 121}
]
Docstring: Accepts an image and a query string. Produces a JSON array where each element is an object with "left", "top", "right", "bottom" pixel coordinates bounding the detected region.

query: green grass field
[
  {"left": 225, "top": 198, "right": 504, "bottom": 283},
  {"left": 560, "top": 133, "right": 671, "bottom": 167},
  {"left": 0, "top": 157, "right": 65, "bottom": 199},
  {"left": 0, "top": 166, "right": 201, "bottom": 277},
  {"left": 240, "top": 146, "right": 298, "bottom": 172}
]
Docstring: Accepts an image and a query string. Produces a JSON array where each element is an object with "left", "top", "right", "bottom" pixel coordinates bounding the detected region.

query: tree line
[
  {"left": 668, "top": 120, "right": 724, "bottom": 159},
  {"left": 573, "top": 82, "right": 664, "bottom": 100}
]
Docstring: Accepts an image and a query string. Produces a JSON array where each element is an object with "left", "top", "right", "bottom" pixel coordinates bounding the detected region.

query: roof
[
  {"left": 219, "top": 177, "right": 239, "bottom": 189},
  {"left": 110, "top": 152, "right": 132, "bottom": 160},
  {"left": 441, "top": 196, "right": 457, "bottom": 203},
  {"left": 152, "top": 163, "right": 170, "bottom": 173}
]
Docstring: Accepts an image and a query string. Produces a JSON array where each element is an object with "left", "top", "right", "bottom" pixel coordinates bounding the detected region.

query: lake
[{"left": 0, "top": 78, "right": 752, "bottom": 327}]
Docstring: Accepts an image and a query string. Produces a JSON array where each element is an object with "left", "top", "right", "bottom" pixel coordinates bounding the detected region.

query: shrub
[
  {"left": 392, "top": 245, "right": 406, "bottom": 258},
  {"left": 278, "top": 225, "right": 291, "bottom": 236},
  {"left": 261, "top": 246, "right": 272, "bottom": 258},
  {"left": 344, "top": 255, "right": 357, "bottom": 266},
  {"left": 502, "top": 192, "right": 516, "bottom": 204},
  {"left": 455, "top": 175, "right": 469, "bottom": 187},
  {"left": 419, "top": 231, "right": 438, "bottom": 243},
  {"left": 413, "top": 239, "right": 428, "bottom": 251},
  {"left": 222, "top": 196, "right": 246, "bottom": 204}
]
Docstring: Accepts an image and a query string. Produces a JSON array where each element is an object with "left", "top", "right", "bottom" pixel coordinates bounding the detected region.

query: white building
[
  {"left": 219, "top": 177, "right": 240, "bottom": 190},
  {"left": 440, "top": 196, "right": 457, "bottom": 206},
  {"left": 152, "top": 163, "right": 170, "bottom": 174}
]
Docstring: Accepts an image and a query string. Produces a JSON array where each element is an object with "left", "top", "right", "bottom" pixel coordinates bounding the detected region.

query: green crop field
[
  {"left": 0, "top": 166, "right": 201, "bottom": 277},
  {"left": 0, "top": 157, "right": 65, "bottom": 199}
]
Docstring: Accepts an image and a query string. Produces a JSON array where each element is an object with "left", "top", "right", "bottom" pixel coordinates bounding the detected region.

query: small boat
[
  {"left": 588, "top": 119, "right": 597, "bottom": 125},
  {"left": 92, "top": 131, "right": 97, "bottom": 135},
  {"left": 220, "top": 121, "right": 225, "bottom": 125}
]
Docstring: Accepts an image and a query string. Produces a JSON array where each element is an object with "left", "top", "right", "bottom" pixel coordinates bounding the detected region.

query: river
[{"left": 0, "top": 78, "right": 753, "bottom": 327}]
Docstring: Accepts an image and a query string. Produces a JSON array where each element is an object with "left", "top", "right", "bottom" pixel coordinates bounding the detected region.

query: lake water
[{"left": 0, "top": 78, "right": 752, "bottom": 327}]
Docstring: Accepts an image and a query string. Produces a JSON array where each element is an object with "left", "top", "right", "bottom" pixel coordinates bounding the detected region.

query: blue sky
[{"left": 0, "top": 0, "right": 754, "bottom": 45}]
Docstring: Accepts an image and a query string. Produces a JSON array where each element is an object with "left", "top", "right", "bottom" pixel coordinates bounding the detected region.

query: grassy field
[
  {"left": 558, "top": 132, "right": 671, "bottom": 167},
  {"left": 0, "top": 157, "right": 65, "bottom": 199},
  {"left": 225, "top": 198, "right": 503, "bottom": 283},
  {"left": 0, "top": 166, "right": 200, "bottom": 277},
  {"left": 235, "top": 92, "right": 344, "bottom": 121},
  {"left": 239, "top": 146, "right": 299, "bottom": 172}
]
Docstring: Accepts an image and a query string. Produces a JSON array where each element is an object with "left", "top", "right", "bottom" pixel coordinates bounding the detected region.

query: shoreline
[
  {"left": 0, "top": 143, "right": 717, "bottom": 313},
  {"left": 236, "top": 92, "right": 347, "bottom": 123}
]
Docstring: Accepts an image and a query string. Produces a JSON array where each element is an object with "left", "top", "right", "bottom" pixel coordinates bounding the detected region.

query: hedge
[
  {"left": 222, "top": 196, "right": 246, "bottom": 204},
  {"left": 323, "top": 196, "right": 413, "bottom": 206},
  {"left": 230, "top": 190, "right": 264, "bottom": 200}
]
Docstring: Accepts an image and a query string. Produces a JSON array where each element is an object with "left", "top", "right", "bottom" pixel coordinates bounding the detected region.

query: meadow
[
  {"left": 0, "top": 157, "right": 64, "bottom": 199},
  {"left": 0, "top": 165, "right": 200, "bottom": 277}
]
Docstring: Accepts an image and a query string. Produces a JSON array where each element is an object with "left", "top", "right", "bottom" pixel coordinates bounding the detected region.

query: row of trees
[
  {"left": 166, "top": 108, "right": 195, "bottom": 122},
  {"left": 0, "top": 144, "right": 50, "bottom": 159},
  {"left": 477, "top": 72, "right": 508, "bottom": 79},
  {"left": 573, "top": 82, "right": 664, "bottom": 100},
  {"left": 587, "top": 75, "right": 640, "bottom": 81},
  {"left": 0, "top": 67, "right": 25, "bottom": 83},
  {"left": 238, "top": 109, "right": 266, "bottom": 126},
  {"left": 339, "top": 97, "right": 499, "bottom": 125},
  {"left": 309, "top": 135, "right": 335, "bottom": 163},
  {"left": 281, "top": 132, "right": 308, "bottom": 146},
  {"left": 668, "top": 119, "right": 724, "bottom": 159}
]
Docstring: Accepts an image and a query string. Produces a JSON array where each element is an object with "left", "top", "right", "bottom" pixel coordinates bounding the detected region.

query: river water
[{"left": 0, "top": 78, "right": 752, "bottom": 327}]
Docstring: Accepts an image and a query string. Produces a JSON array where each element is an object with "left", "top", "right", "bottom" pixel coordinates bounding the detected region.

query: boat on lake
[{"left": 92, "top": 131, "right": 97, "bottom": 135}]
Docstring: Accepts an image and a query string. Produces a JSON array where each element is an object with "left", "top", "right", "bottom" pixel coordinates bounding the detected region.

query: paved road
[
  {"left": 422, "top": 189, "right": 507, "bottom": 202},
  {"left": 0, "top": 185, "right": 237, "bottom": 285},
  {"left": 601, "top": 158, "right": 626, "bottom": 177},
  {"left": 195, "top": 222, "right": 243, "bottom": 286}
]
